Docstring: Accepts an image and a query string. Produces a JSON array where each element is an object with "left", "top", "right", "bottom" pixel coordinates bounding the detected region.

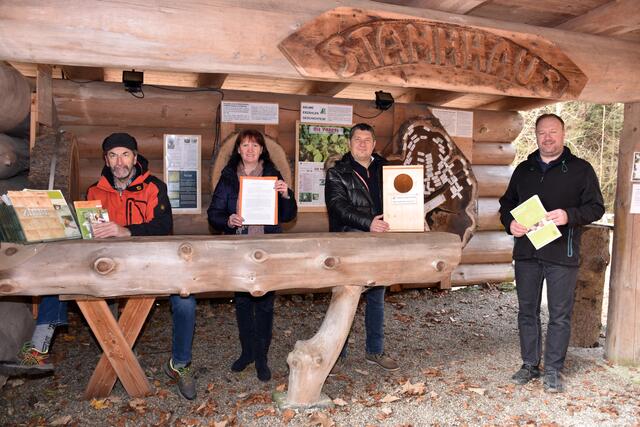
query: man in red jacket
[{"left": 10, "top": 133, "right": 197, "bottom": 400}]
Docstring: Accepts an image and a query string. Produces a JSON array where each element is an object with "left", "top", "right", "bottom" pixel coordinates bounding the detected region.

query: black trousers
[
  {"left": 234, "top": 291, "right": 275, "bottom": 361},
  {"left": 514, "top": 259, "right": 578, "bottom": 371}
]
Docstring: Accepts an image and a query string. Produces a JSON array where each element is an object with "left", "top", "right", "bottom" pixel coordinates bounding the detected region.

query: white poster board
[
  {"left": 164, "top": 134, "right": 201, "bottom": 214},
  {"left": 295, "top": 122, "right": 351, "bottom": 212},
  {"left": 221, "top": 101, "right": 279, "bottom": 124},
  {"left": 300, "top": 102, "right": 353, "bottom": 125}
]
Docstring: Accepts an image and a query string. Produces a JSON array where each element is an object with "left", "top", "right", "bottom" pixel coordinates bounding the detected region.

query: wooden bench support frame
[
  {"left": 76, "top": 297, "right": 154, "bottom": 398},
  {"left": 286, "top": 285, "right": 361, "bottom": 406}
]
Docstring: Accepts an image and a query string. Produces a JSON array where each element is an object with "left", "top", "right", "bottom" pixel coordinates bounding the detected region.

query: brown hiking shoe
[{"left": 365, "top": 353, "right": 399, "bottom": 371}]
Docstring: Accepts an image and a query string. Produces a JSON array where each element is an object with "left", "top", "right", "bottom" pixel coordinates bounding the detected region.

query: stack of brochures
[
  {"left": 73, "top": 200, "right": 110, "bottom": 239},
  {"left": 0, "top": 189, "right": 82, "bottom": 243},
  {"left": 510, "top": 194, "right": 562, "bottom": 250}
]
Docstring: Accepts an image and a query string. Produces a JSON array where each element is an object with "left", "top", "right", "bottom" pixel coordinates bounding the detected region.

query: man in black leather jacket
[
  {"left": 499, "top": 113, "right": 604, "bottom": 393},
  {"left": 325, "top": 123, "right": 399, "bottom": 372}
]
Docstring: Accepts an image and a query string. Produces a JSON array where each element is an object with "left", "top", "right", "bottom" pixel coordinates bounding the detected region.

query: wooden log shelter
[{"left": 1, "top": 0, "right": 640, "bottom": 403}]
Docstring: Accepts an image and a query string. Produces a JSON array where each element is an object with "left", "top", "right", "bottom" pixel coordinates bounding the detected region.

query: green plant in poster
[{"left": 298, "top": 123, "right": 351, "bottom": 162}]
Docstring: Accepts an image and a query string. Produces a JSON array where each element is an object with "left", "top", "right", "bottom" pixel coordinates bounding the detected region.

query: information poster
[
  {"left": 300, "top": 102, "right": 353, "bottom": 125},
  {"left": 221, "top": 101, "right": 279, "bottom": 124},
  {"left": 164, "top": 134, "right": 201, "bottom": 214},
  {"left": 432, "top": 108, "right": 474, "bottom": 138},
  {"left": 295, "top": 122, "right": 351, "bottom": 211}
]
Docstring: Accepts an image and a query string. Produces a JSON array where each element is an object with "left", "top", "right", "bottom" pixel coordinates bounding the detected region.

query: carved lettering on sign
[{"left": 315, "top": 20, "right": 568, "bottom": 97}]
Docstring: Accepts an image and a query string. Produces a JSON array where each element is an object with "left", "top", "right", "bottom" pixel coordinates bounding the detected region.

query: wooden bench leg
[
  {"left": 285, "top": 285, "right": 361, "bottom": 406},
  {"left": 77, "top": 298, "right": 154, "bottom": 399}
]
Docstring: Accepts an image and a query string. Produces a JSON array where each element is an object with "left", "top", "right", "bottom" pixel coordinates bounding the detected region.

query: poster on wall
[
  {"left": 164, "top": 134, "right": 201, "bottom": 214},
  {"left": 632, "top": 152, "right": 640, "bottom": 181},
  {"left": 295, "top": 122, "right": 351, "bottom": 211}
]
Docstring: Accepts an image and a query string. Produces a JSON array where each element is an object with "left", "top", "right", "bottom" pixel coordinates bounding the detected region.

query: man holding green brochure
[{"left": 499, "top": 113, "right": 604, "bottom": 393}]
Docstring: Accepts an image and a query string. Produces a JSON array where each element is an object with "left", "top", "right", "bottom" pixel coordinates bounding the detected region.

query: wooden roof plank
[{"left": 556, "top": 0, "right": 640, "bottom": 40}]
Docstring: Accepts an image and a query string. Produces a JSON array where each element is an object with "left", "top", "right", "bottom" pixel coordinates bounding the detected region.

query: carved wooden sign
[{"left": 279, "top": 7, "right": 587, "bottom": 99}]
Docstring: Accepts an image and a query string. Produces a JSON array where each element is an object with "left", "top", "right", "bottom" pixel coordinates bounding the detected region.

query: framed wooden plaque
[{"left": 382, "top": 165, "right": 425, "bottom": 232}]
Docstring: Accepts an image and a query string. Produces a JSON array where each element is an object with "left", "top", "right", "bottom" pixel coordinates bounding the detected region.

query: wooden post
[
  {"left": 570, "top": 225, "right": 610, "bottom": 347},
  {"left": 605, "top": 102, "right": 640, "bottom": 365},
  {"left": 285, "top": 285, "right": 361, "bottom": 406}
]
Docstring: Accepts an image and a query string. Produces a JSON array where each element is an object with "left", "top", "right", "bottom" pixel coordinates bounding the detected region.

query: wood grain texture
[{"left": 0, "top": 232, "right": 462, "bottom": 298}]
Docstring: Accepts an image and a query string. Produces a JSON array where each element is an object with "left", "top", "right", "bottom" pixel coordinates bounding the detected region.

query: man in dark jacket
[
  {"left": 324, "top": 122, "right": 399, "bottom": 372},
  {"left": 16, "top": 133, "right": 198, "bottom": 401},
  {"left": 499, "top": 114, "right": 604, "bottom": 393}
]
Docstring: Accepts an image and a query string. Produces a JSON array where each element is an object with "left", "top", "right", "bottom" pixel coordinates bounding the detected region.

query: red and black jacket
[{"left": 86, "top": 154, "right": 173, "bottom": 236}]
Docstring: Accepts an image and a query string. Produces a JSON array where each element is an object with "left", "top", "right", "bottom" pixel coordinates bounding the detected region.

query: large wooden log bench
[{"left": 0, "top": 232, "right": 461, "bottom": 406}]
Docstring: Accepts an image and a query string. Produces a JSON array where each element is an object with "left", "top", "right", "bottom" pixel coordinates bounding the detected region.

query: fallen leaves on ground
[
  {"left": 236, "top": 392, "right": 272, "bottom": 408},
  {"left": 307, "top": 411, "right": 335, "bottom": 427},
  {"left": 468, "top": 387, "right": 487, "bottom": 396},
  {"left": 195, "top": 398, "right": 217, "bottom": 417},
  {"left": 254, "top": 407, "right": 276, "bottom": 418},
  {"left": 89, "top": 398, "right": 111, "bottom": 410},
  {"left": 376, "top": 407, "right": 393, "bottom": 420},
  {"left": 332, "top": 398, "right": 348, "bottom": 406},
  {"left": 400, "top": 379, "right": 426, "bottom": 396},
  {"left": 282, "top": 408, "right": 296, "bottom": 424},
  {"left": 380, "top": 394, "right": 400, "bottom": 403},
  {"left": 128, "top": 398, "right": 147, "bottom": 414},
  {"left": 49, "top": 415, "right": 72, "bottom": 425},
  {"left": 276, "top": 383, "right": 287, "bottom": 392}
]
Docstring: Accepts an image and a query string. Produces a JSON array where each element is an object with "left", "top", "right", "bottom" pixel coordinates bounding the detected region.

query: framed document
[
  {"left": 164, "top": 134, "right": 201, "bottom": 214},
  {"left": 239, "top": 176, "right": 278, "bottom": 225},
  {"left": 383, "top": 165, "right": 425, "bottom": 232}
]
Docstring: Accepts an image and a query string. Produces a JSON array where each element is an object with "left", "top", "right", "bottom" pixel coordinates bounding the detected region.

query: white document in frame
[{"left": 239, "top": 176, "right": 278, "bottom": 225}]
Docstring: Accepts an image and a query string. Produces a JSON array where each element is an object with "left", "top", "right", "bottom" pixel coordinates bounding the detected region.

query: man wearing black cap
[{"left": 13, "top": 133, "right": 198, "bottom": 400}]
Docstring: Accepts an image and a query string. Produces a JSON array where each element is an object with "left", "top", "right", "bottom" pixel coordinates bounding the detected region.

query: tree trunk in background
[{"left": 570, "top": 226, "right": 610, "bottom": 347}]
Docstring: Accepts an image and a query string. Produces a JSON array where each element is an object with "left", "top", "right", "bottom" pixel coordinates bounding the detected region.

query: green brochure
[{"left": 510, "top": 195, "right": 561, "bottom": 249}]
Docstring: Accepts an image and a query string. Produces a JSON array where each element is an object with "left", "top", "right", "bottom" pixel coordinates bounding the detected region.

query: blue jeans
[
  {"left": 340, "top": 286, "right": 385, "bottom": 357},
  {"left": 36, "top": 295, "right": 196, "bottom": 365},
  {"left": 514, "top": 259, "right": 578, "bottom": 371}
]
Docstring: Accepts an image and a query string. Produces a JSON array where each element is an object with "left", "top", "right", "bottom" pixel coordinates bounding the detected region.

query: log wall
[{"left": 50, "top": 79, "right": 519, "bottom": 287}]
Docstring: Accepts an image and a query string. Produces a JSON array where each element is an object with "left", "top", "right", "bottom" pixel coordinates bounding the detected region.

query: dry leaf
[
  {"left": 255, "top": 407, "right": 276, "bottom": 418},
  {"left": 212, "top": 421, "right": 228, "bottom": 427},
  {"left": 89, "top": 398, "right": 110, "bottom": 410},
  {"left": 307, "top": 411, "right": 336, "bottom": 427},
  {"left": 468, "top": 387, "right": 486, "bottom": 396},
  {"left": 380, "top": 394, "right": 401, "bottom": 403},
  {"left": 354, "top": 368, "right": 369, "bottom": 376},
  {"left": 332, "top": 398, "right": 348, "bottom": 406},
  {"left": 276, "top": 383, "right": 287, "bottom": 392},
  {"left": 128, "top": 398, "right": 147, "bottom": 413},
  {"left": 49, "top": 415, "right": 72, "bottom": 426},
  {"left": 400, "top": 380, "right": 426, "bottom": 395},
  {"left": 282, "top": 408, "right": 296, "bottom": 424}
]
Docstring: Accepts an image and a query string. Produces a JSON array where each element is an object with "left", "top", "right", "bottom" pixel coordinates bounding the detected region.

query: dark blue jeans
[
  {"left": 36, "top": 295, "right": 196, "bottom": 365},
  {"left": 340, "top": 286, "right": 385, "bottom": 357},
  {"left": 514, "top": 259, "right": 578, "bottom": 371}
]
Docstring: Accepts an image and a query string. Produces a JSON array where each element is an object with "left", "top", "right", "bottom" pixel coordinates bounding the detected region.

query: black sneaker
[
  {"left": 511, "top": 364, "right": 541, "bottom": 385},
  {"left": 164, "top": 359, "right": 197, "bottom": 400},
  {"left": 543, "top": 369, "right": 564, "bottom": 393}
]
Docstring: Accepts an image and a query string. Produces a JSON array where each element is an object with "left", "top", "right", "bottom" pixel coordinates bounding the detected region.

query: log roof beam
[{"left": 556, "top": 0, "right": 640, "bottom": 42}]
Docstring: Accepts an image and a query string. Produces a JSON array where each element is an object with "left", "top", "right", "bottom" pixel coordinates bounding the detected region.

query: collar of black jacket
[{"left": 527, "top": 146, "right": 572, "bottom": 171}]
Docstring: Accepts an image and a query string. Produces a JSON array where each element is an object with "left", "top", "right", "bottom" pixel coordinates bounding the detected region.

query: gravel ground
[{"left": 1, "top": 285, "right": 639, "bottom": 426}]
